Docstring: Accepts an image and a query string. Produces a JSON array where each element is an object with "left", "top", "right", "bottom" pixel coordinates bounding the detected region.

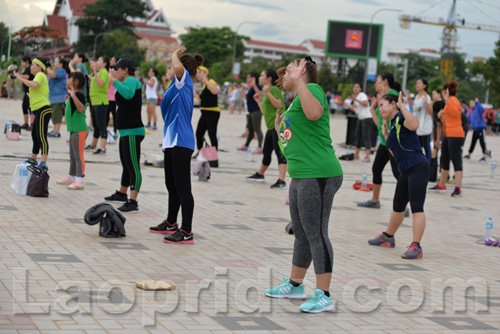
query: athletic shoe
[
  {"left": 264, "top": 278, "right": 306, "bottom": 299},
  {"left": 252, "top": 147, "right": 263, "bottom": 154},
  {"left": 149, "top": 220, "right": 179, "bottom": 234},
  {"left": 145, "top": 129, "right": 152, "bottom": 135},
  {"left": 151, "top": 125, "right": 157, "bottom": 130},
  {"left": 445, "top": 179, "right": 456, "bottom": 185},
  {"left": 25, "top": 157, "right": 37, "bottom": 166},
  {"left": 463, "top": 155, "right": 471, "bottom": 160},
  {"left": 479, "top": 157, "right": 486, "bottom": 162},
  {"left": 270, "top": 179, "right": 286, "bottom": 189},
  {"left": 191, "top": 152, "right": 199, "bottom": 160},
  {"left": 20, "top": 123, "right": 29, "bottom": 130},
  {"left": 163, "top": 230, "right": 194, "bottom": 244},
  {"left": 299, "top": 289, "right": 334, "bottom": 313},
  {"left": 451, "top": 187, "right": 462, "bottom": 197},
  {"left": 27, "top": 125, "right": 32, "bottom": 131},
  {"left": 85, "top": 145, "right": 96, "bottom": 150},
  {"left": 240, "top": 132, "right": 248, "bottom": 138},
  {"left": 94, "top": 148, "right": 106, "bottom": 154},
  {"left": 145, "top": 123, "right": 151, "bottom": 129},
  {"left": 48, "top": 132, "right": 61, "bottom": 138},
  {"left": 362, "top": 157, "right": 371, "bottom": 163},
  {"left": 57, "top": 176, "right": 74, "bottom": 185},
  {"left": 402, "top": 242, "right": 423, "bottom": 259},
  {"left": 88, "top": 126, "right": 94, "bottom": 131},
  {"left": 118, "top": 199, "right": 139, "bottom": 213},
  {"left": 357, "top": 199, "right": 380, "bottom": 208},
  {"left": 429, "top": 184, "right": 446, "bottom": 192},
  {"left": 368, "top": 233, "right": 395, "bottom": 247},
  {"left": 104, "top": 190, "right": 128, "bottom": 203},
  {"left": 246, "top": 172, "right": 265, "bottom": 182},
  {"left": 237, "top": 145, "right": 248, "bottom": 151},
  {"left": 37, "top": 162, "right": 48, "bottom": 172},
  {"left": 67, "top": 180, "right": 84, "bottom": 190}
]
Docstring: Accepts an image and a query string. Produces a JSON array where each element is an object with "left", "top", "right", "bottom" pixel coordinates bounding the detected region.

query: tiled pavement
[{"left": 1, "top": 98, "right": 499, "bottom": 333}]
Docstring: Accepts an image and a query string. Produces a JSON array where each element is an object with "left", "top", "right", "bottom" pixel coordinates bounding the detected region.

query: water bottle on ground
[
  {"left": 361, "top": 172, "right": 367, "bottom": 189},
  {"left": 485, "top": 218, "right": 493, "bottom": 241},
  {"left": 346, "top": 147, "right": 350, "bottom": 155},
  {"left": 491, "top": 160, "right": 497, "bottom": 179},
  {"left": 246, "top": 146, "right": 252, "bottom": 162}
]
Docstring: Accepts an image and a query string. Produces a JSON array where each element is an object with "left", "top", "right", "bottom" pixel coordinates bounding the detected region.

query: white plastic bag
[{"left": 10, "top": 163, "right": 32, "bottom": 195}]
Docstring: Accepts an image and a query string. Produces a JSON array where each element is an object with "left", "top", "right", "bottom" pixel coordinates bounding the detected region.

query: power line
[
  {"left": 414, "top": 0, "right": 450, "bottom": 16},
  {"left": 462, "top": 0, "right": 500, "bottom": 11},
  {"left": 462, "top": 0, "right": 500, "bottom": 24}
]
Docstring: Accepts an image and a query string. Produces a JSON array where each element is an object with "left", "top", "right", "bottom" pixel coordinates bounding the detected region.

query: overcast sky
[{"left": 2, "top": 0, "right": 500, "bottom": 61}]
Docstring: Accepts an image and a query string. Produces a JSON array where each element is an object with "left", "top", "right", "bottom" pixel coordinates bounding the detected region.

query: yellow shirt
[{"left": 29, "top": 72, "right": 50, "bottom": 110}]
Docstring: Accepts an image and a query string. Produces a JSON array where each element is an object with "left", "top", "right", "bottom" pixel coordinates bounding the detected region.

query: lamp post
[
  {"left": 93, "top": 32, "right": 112, "bottom": 59},
  {"left": 231, "top": 21, "right": 261, "bottom": 77},
  {"left": 1, "top": 39, "right": 8, "bottom": 60},
  {"left": 363, "top": 8, "right": 402, "bottom": 91}
]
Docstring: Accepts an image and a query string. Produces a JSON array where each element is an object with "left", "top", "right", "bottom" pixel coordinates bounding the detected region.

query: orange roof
[
  {"left": 46, "top": 15, "right": 68, "bottom": 39},
  {"left": 245, "top": 40, "right": 308, "bottom": 52},
  {"left": 69, "top": 0, "right": 98, "bottom": 16},
  {"left": 309, "top": 39, "right": 326, "bottom": 49},
  {"left": 136, "top": 33, "right": 177, "bottom": 45}
]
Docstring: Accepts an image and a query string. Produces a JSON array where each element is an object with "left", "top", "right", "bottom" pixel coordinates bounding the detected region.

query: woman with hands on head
[
  {"left": 266, "top": 57, "right": 343, "bottom": 314},
  {"left": 149, "top": 46, "right": 203, "bottom": 244},
  {"left": 368, "top": 91, "right": 430, "bottom": 260},
  {"left": 193, "top": 65, "right": 220, "bottom": 162},
  {"left": 246, "top": 68, "right": 287, "bottom": 188}
]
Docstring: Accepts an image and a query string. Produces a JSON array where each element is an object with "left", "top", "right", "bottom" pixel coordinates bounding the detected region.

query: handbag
[
  {"left": 200, "top": 140, "right": 218, "bottom": 168},
  {"left": 26, "top": 165, "right": 50, "bottom": 197}
]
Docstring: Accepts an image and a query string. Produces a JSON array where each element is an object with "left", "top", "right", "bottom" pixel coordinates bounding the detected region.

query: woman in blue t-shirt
[
  {"left": 47, "top": 58, "right": 69, "bottom": 138},
  {"left": 368, "top": 92, "right": 430, "bottom": 260},
  {"left": 149, "top": 46, "right": 203, "bottom": 244}
]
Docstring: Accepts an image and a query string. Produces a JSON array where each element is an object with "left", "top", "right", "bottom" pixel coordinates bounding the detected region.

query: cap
[{"left": 110, "top": 58, "right": 136, "bottom": 71}]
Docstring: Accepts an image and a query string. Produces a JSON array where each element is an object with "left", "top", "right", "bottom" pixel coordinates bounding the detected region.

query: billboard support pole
[{"left": 363, "top": 8, "right": 402, "bottom": 91}]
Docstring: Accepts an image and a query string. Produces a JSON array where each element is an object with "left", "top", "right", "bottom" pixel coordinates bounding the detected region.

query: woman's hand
[
  {"left": 397, "top": 91, "right": 406, "bottom": 110},
  {"left": 275, "top": 108, "right": 285, "bottom": 134},
  {"left": 288, "top": 58, "right": 306, "bottom": 82},
  {"left": 443, "top": 88, "right": 450, "bottom": 102},
  {"left": 173, "top": 46, "right": 186, "bottom": 57},
  {"left": 263, "top": 83, "right": 271, "bottom": 93}
]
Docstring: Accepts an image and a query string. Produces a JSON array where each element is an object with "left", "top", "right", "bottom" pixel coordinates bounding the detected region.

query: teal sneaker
[
  {"left": 299, "top": 289, "right": 334, "bottom": 313},
  {"left": 25, "top": 157, "right": 37, "bottom": 166},
  {"left": 264, "top": 278, "right": 306, "bottom": 299}
]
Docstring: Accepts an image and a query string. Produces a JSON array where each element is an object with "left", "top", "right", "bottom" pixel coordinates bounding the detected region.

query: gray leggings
[
  {"left": 290, "top": 176, "right": 343, "bottom": 274},
  {"left": 69, "top": 131, "right": 88, "bottom": 177},
  {"left": 244, "top": 111, "right": 263, "bottom": 148}
]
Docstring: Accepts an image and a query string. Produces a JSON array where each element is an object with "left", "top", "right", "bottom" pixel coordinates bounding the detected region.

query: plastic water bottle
[
  {"left": 491, "top": 160, "right": 497, "bottom": 179},
  {"left": 361, "top": 172, "right": 367, "bottom": 189},
  {"left": 376, "top": 136, "right": 381, "bottom": 149},
  {"left": 246, "top": 146, "right": 252, "bottom": 162},
  {"left": 17, "top": 163, "right": 30, "bottom": 195},
  {"left": 485, "top": 218, "right": 493, "bottom": 241},
  {"left": 6, "top": 120, "right": 12, "bottom": 135},
  {"left": 217, "top": 132, "right": 220, "bottom": 143},
  {"left": 346, "top": 147, "right": 351, "bottom": 155}
]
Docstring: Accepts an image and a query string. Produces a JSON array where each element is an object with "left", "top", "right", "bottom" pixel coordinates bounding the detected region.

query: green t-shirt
[
  {"left": 89, "top": 68, "right": 109, "bottom": 105},
  {"left": 262, "top": 86, "right": 285, "bottom": 130},
  {"left": 279, "top": 83, "right": 343, "bottom": 178},
  {"left": 29, "top": 72, "right": 50, "bottom": 110},
  {"left": 375, "top": 89, "right": 399, "bottom": 146},
  {"left": 65, "top": 91, "right": 88, "bottom": 132}
]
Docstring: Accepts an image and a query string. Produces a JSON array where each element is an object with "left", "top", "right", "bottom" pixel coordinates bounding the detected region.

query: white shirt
[
  {"left": 353, "top": 92, "right": 371, "bottom": 120},
  {"left": 413, "top": 93, "right": 433, "bottom": 136},
  {"left": 145, "top": 77, "right": 158, "bottom": 99}
]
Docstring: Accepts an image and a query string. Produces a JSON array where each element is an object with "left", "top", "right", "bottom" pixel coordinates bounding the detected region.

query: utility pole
[{"left": 7, "top": 26, "right": 12, "bottom": 60}]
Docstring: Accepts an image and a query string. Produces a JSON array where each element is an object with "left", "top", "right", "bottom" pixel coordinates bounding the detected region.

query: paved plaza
[{"left": 0, "top": 98, "right": 499, "bottom": 333}]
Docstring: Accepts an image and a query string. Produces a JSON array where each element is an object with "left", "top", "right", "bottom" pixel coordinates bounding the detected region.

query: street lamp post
[
  {"left": 1, "top": 39, "right": 8, "bottom": 60},
  {"left": 363, "top": 8, "right": 402, "bottom": 91},
  {"left": 93, "top": 32, "right": 112, "bottom": 59},
  {"left": 231, "top": 21, "right": 261, "bottom": 77}
]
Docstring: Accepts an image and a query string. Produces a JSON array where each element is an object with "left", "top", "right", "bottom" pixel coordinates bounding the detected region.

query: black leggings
[
  {"left": 164, "top": 146, "right": 194, "bottom": 233},
  {"left": 31, "top": 106, "right": 52, "bottom": 155},
  {"left": 196, "top": 110, "right": 220, "bottom": 150},
  {"left": 419, "top": 135, "right": 431, "bottom": 161},
  {"left": 372, "top": 144, "right": 399, "bottom": 185},
  {"left": 107, "top": 101, "right": 117, "bottom": 133},
  {"left": 244, "top": 111, "right": 263, "bottom": 148},
  {"left": 355, "top": 118, "right": 372, "bottom": 150},
  {"left": 22, "top": 94, "right": 31, "bottom": 115},
  {"left": 393, "top": 162, "right": 430, "bottom": 213},
  {"left": 262, "top": 129, "right": 287, "bottom": 166},
  {"left": 440, "top": 137, "right": 464, "bottom": 171},
  {"left": 468, "top": 129, "right": 487, "bottom": 154},
  {"left": 91, "top": 104, "right": 108, "bottom": 139},
  {"left": 119, "top": 135, "right": 143, "bottom": 191}
]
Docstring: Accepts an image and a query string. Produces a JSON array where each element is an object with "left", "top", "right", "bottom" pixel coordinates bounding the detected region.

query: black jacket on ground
[{"left": 84, "top": 203, "right": 126, "bottom": 238}]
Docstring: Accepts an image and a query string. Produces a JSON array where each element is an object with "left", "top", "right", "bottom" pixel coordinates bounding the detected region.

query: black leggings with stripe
[
  {"left": 31, "top": 106, "right": 52, "bottom": 155},
  {"left": 119, "top": 135, "right": 144, "bottom": 191}
]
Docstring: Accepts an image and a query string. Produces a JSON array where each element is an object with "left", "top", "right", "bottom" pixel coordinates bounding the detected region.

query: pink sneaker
[
  {"left": 57, "top": 176, "right": 74, "bottom": 185},
  {"left": 67, "top": 180, "right": 84, "bottom": 190},
  {"left": 252, "top": 147, "right": 263, "bottom": 154},
  {"left": 237, "top": 145, "right": 248, "bottom": 151}
]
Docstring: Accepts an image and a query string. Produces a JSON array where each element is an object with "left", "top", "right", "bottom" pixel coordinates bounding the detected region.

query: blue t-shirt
[
  {"left": 246, "top": 84, "right": 261, "bottom": 112},
  {"left": 161, "top": 69, "right": 195, "bottom": 151},
  {"left": 49, "top": 68, "right": 67, "bottom": 104},
  {"left": 386, "top": 111, "right": 428, "bottom": 173}
]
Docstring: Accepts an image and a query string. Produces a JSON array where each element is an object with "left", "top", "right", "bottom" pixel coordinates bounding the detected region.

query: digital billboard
[{"left": 326, "top": 20, "right": 383, "bottom": 60}]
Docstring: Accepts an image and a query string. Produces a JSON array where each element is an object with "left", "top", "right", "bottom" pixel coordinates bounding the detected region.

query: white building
[{"left": 387, "top": 48, "right": 441, "bottom": 65}]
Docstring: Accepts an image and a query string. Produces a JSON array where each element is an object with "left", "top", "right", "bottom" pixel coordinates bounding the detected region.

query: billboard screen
[{"left": 326, "top": 20, "right": 383, "bottom": 60}]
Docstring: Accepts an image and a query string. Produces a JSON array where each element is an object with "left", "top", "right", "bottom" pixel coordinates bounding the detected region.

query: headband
[
  {"left": 33, "top": 58, "right": 46, "bottom": 72},
  {"left": 198, "top": 66, "right": 209, "bottom": 75}
]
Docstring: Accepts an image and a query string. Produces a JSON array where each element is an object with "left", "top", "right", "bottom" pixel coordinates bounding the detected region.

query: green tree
[
  {"left": 100, "top": 29, "right": 146, "bottom": 65},
  {"left": 179, "top": 26, "right": 249, "bottom": 67},
  {"left": 74, "top": 0, "right": 146, "bottom": 55},
  {"left": 318, "top": 62, "right": 341, "bottom": 93}
]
